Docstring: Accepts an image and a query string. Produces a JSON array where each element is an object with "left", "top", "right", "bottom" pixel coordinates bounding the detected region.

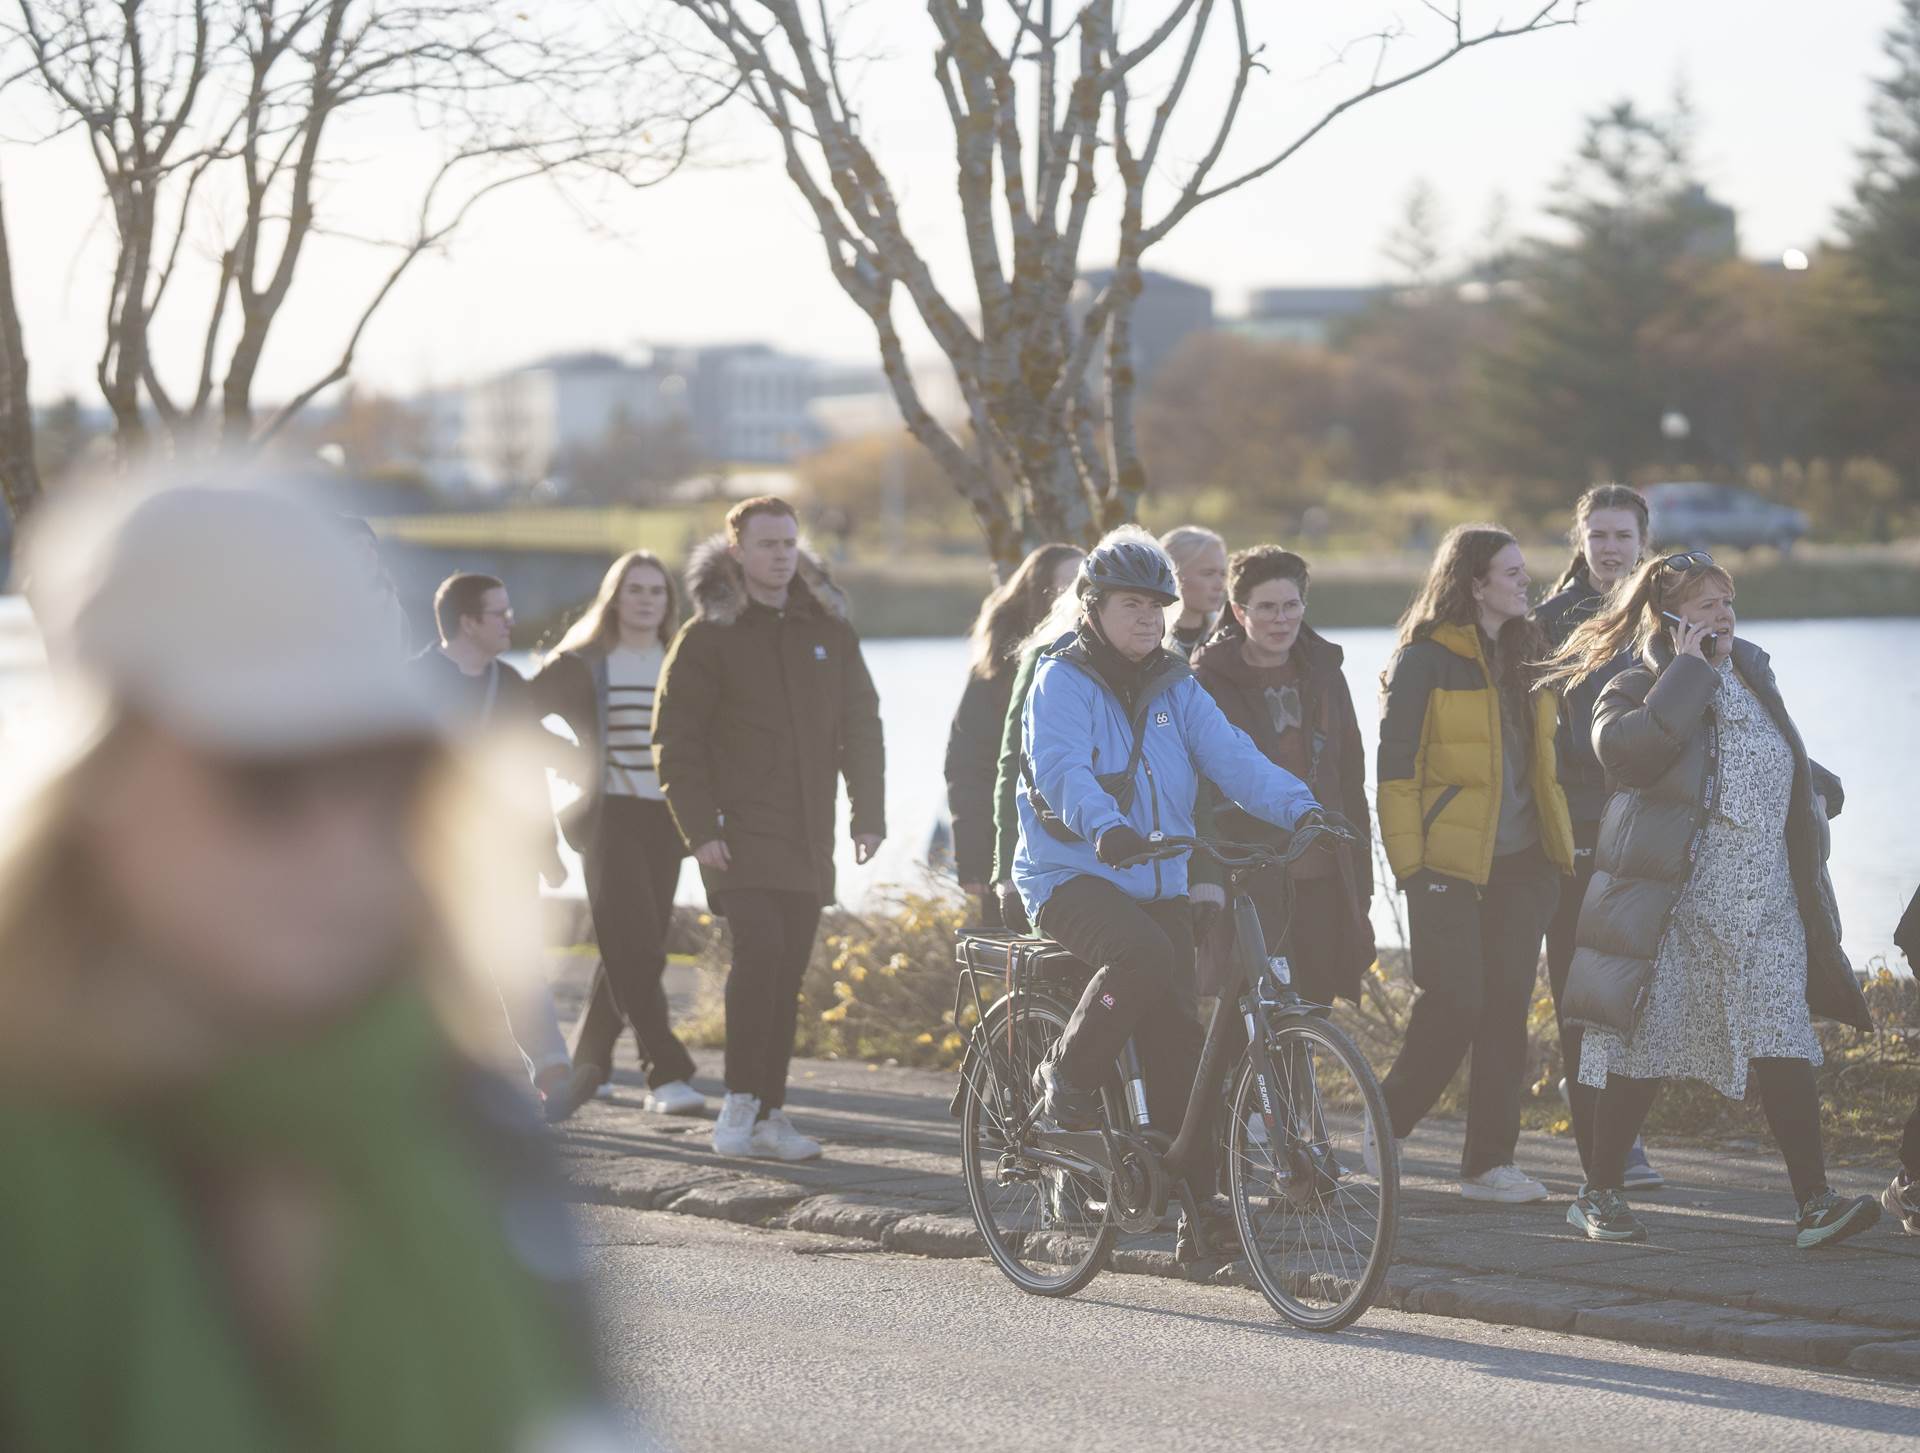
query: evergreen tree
[
  {"left": 1842, "top": 0, "right": 1920, "bottom": 480},
  {"left": 1473, "top": 99, "right": 1724, "bottom": 489}
]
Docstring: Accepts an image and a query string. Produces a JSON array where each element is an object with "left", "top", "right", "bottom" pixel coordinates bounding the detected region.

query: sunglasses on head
[{"left": 1659, "top": 551, "right": 1715, "bottom": 571}]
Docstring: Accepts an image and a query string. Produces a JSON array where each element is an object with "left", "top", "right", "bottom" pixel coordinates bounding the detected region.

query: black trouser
[
  {"left": 1039, "top": 876, "right": 1211, "bottom": 1187},
  {"left": 575, "top": 797, "right": 696, "bottom": 1089},
  {"left": 1251, "top": 870, "right": 1348, "bottom": 1007},
  {"left": 720, "top": 887, "right": 824, "bottom": 1112},
  {"left": 1380, "top": 848, "right": 1561, "bottom": 1178},
  {"left": 1900, "top": 1093, "right": 1920, "bottom": 1179},
  {"left": 1591, "top": 1058, "right": 1828, "bottom": 1207},
  {"left": 1545, "top": 820, "right": 1599, "bottom": 1175}
]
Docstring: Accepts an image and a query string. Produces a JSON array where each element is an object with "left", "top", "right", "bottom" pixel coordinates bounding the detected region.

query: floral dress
[{"left": 1579, "top": 658, "right": 1821, "bottom": 1099}]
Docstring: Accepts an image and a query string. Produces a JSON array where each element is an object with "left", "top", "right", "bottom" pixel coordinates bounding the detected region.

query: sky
[{"left": 2, "top": 0, "right": 1898, "bottom": 409}]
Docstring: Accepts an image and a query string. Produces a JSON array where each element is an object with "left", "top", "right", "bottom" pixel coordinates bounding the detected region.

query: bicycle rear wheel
[
  {"left": 1227, "top": 1016, "right": 1398, "bottom": 1330},
  {"left": 959, "top": 993, "right": 1114, "bottom": 1296}
]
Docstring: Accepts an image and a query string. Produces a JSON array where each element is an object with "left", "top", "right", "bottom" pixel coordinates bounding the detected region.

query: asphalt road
[{"left": 580, "top": 1205, "right": 1920, "bottom": 1453}]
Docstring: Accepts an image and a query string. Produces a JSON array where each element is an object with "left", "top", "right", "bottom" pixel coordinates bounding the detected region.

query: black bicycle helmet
[{"left": 1077, "top": 537, "right": 1179, "bottom": 607}]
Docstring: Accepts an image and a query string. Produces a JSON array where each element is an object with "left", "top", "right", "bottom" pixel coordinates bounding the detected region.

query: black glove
[
  {"left": 1293, "top": 807, "right": 1326, "bottom": 832},
  {"left": 1094, "top": 824, "right": 1153, "bottom": 868},
  {"left": 994, "top": 881, "right": 1031, "bottom": 935}
]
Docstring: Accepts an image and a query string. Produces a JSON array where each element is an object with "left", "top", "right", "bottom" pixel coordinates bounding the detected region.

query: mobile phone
[{"left": 1658, "top": 606, "right": 1720, "bottom": 641}]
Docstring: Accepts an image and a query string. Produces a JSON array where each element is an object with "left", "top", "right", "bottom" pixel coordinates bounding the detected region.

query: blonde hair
[
  {"left": 1539, "top": 555, "right": 1736, "bottom": 691},
  {"left": 0, "top": 720, "right": 542, "bottom": 1093},
  {"left": 547, "top": 550, "right": 681, "bottom": 660},
  {"left": 1158, "top": 524, "right": 1227, "bottom": 574}
]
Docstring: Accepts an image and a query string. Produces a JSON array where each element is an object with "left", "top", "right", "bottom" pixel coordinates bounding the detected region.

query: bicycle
[{"left": 950, "top": 822, "right": 1399, "bottom": 1331}]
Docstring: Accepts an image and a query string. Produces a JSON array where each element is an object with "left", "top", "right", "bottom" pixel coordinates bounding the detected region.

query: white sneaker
[
  {"left": 712, "top": 1092, "right": 760, "bottom": 1156},
  {"left": 750, "top": 1108, "right": 823, "bottom": 1162},
  {"left": 1460, "top": 1163, "right": 1551, "bottom": 1203},
  {"left": 643, "top": 1080, "right": 706, "bottom": 1116},
  {"left": 1362, "top": 1116, "right": 1401, "bottom": 1178}
]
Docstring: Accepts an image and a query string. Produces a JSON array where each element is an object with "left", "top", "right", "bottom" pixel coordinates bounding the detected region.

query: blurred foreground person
[{"left": 1, "top": 482, "right": 618, "bottom": 1453}]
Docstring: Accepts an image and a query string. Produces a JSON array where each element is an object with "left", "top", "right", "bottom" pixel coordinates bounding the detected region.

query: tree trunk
[{"left": 0, "top": 169, "right": 39, "bottom": 524}]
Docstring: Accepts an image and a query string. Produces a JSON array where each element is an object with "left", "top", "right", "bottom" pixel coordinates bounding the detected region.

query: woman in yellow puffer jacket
[{"left": 1372, "top": 525, "right": 1574, "bottom": 1204}]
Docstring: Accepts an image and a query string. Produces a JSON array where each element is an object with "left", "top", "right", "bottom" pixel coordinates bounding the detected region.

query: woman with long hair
[
  {"left": 1534, "top": 484, "right": 1662, "bottom": 1190},
  {"left": 1373, "top": 525, "right": 1575, "bottom": 1202},
  {"left": 535, "top": 550, "right": 700, "bottom": 1120},
  {"left": 944, "top": 543, "right": 1082, "bottom": 922},
  {"left": 1160, "top": 524, "right": 1228, "bottom": 662},
  {"left": 1, "top": 482, "right": 609, "bottom": 1450},
  {"left": 1547, "top": 553, "right": 1879, "bottom": 1248}
]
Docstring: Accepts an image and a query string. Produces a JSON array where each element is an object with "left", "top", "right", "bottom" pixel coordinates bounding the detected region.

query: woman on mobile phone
[
  {"left": 1544, "top": 552, "right": 1878, "bottom": 1249},
  {"left": 1533, "top": 485, "right": 1662, "bottom": 1190}
]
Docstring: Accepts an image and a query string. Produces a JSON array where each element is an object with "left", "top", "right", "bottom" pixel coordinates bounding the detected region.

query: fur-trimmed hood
[{"left": 683, "top": 534, "right": 849, "bottom": 626}]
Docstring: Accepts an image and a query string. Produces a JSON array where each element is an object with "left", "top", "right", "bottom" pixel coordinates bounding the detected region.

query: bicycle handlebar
[{"left": 1117, "top": 820, "right": 1357, "bottom": 871}]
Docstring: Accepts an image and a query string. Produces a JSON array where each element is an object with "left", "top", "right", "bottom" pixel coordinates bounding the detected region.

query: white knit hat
[{"left": 25, "top": 476, "right": 441, "bottom": 757}]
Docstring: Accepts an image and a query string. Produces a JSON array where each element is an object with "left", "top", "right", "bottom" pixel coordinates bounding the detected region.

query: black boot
[
  {"left": 1032, "top": 1050, "right": 1102, "bottom": 1131},
  {"left": 1176, "top": 1193, "right": 1239, "bottom": 1264}
]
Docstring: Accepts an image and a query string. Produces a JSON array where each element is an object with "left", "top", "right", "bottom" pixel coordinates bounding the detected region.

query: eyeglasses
[
  {"left": 1246, "top": 599, "right": 1306, "bottom": 622},
  {"left": 1660, "top": 551, "right": 1715, "bottom": 571}
]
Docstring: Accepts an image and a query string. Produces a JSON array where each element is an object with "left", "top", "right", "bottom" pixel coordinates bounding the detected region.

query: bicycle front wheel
[
  {"left": 1227, "top": 1016, "right": 1398, "bottom": 1331},
  {"left": 959, "top": 993, "right": 1114, "bottom": 1296}
]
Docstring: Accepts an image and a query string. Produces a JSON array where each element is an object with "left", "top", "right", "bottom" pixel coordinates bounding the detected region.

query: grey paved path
[
  {"left": 552, "top": 958, "right": 1920, "bottom": 1378},
  {"left": 588, "top": 1206, "right": 1920, "bottom": 1452}
]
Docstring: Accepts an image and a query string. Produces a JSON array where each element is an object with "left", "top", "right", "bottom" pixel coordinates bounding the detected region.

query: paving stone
[
  {"left": 667, "top": 1176, "right": 808, "bottom": 1226},
  {"left": 882, "top": 1213, "right": 987, "bottom": 1258},
  {"left": 569, "top": 1157, "right": 739, "bottom": 1212},
  {"left": 1719, "top": 1317, "right": 1888, "bottom": 1368},
  {"left": 1406, "top": 1274, "right": 1642, "bottom": 1333},
  {"left": 1845, "top": 1340, "right": 1920, "bottom": 1379},
  {"left": 782, "top": 1192, "right": 912, "bottom": 1241}
]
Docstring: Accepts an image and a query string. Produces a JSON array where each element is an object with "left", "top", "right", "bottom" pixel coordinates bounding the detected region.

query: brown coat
[
  {"left": 652, "top": 537, "right": 886, "bottom": 907},
  {"left": 1189, "top": 622, "right": 1375, "bottom": 1001},
  {"left": 1562, "top": 635, "right": 1869, "bottom": 1035}
]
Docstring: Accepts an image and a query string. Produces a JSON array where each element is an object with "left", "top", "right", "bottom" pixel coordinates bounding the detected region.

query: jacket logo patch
[
  {"left": 813, "top": 644, "right": 828, "bottom": 661},
  {"left": 1427, "top": 881, "right": 1449, "bottom": 893},
  {"left": 1154, "top": 711, "right": 1170, "bottom": 726},
  {"left": 1100, "top": 992, "right": 1116, "bottom": 1009}
]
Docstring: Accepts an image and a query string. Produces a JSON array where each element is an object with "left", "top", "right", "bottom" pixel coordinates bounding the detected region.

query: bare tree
[
  {"left": 653, "top": 1, "right": 1586, "bottom": 570},
  {"left": 0, "top": 164, "right": 36, "bottom": 520},
  {"left": 5, "top": 1, "right": 710, "bottom": 455}
]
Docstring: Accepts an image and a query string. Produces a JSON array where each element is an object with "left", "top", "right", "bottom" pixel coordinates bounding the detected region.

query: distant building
[
  {"left": 1676, "top": 183, "right": 1739, "bottom": 261},
  {"left": 1072, "top": 269, "right": 1215, "bottom": 386},
  {"left": 1234, "top": 286, "right": 1391, "bottom": 347}
]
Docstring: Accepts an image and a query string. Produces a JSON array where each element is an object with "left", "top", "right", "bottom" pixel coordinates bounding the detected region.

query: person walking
[
  {"left": 412, "top": 573, "right": 576, "bottom": 1117},
  {"left": 1014, "top": 529, "right": 1325, "bottom": 1262},
  {"left": 1885, "top": 884, "right": 1920, "bottom": 1234},
  {"left": 535, "top": 551, "right": 703, "bottom": 1121},
  {"left": 1188, "top": 546, "right": 1374, "bottom": 1007},
  {"left": 1535, "top": 484, "right": 1663, "bottom": 1191},
  {"left": 943, "top": 543, "right": 1082, "bottom": 925},
  {"left": 1160, "top": 524, "right": 1228, "bottom": 662},
  {"left": 653, "top": 497, "right": 886, "bottom": 1162},
  {"left": 2, "top": 482, "right": 612, "bottom": 1453},
  {"left": 1374, "top": 525, "right": 1575, "bottom": 1202},
  {"left": 1547, "top": 552, "right": 1880, "bottom": 1248}
]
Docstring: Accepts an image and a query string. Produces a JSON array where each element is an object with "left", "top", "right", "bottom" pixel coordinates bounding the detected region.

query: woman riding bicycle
[{"left": 1011, "top": 529, "right": 1326, "bottom": 1201}]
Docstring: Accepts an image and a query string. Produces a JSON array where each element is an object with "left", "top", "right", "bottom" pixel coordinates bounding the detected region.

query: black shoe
[
  {"left": 1884, "top": 1172, "right": 1920, "bottom": 1236},
  {"left": 545, "top": 1060, "right": 608, "bottom": 1125},
  {"left": 1032, "top": 1052, "right": 1101, "bottom": 1131},
  {"left": 1796, "top": 1189, "right": 1881, "bottom": 1249},
  {"left": 1176, "top": 1194, "right": 1239, "bottom": 1264},
  {"left": 1567, "top": 1185, "right": 1649, "bottom": 1243}
]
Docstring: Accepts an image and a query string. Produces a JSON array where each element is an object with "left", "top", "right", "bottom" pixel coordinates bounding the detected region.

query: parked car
[{"left": 1644, "top": 481, "right": 1809, "bottom": 554}]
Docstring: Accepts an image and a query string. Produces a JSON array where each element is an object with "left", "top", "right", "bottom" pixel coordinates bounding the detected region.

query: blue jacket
[{"left": 1012, "top": 634, "right": 1320, "bottom": 916}]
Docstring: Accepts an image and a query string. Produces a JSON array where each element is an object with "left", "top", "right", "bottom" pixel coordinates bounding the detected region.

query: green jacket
[{"left": 990, "top": 643, "right": 1043, "bottom": 885}]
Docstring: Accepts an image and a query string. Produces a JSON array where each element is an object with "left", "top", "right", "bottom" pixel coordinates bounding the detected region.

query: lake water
[{"left": 1, "top": 599, "right": 1912, "bottom": 970}]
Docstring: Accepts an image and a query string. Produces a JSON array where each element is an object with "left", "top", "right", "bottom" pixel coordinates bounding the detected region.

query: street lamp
[{"left": 1660, "top": 410, "right": 1690, "bottom": 472}]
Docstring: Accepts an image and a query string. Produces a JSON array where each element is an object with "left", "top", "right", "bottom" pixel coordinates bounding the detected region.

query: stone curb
[{"left": 563, "top": 1163, "right": 1920, "bottom": 1380}]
